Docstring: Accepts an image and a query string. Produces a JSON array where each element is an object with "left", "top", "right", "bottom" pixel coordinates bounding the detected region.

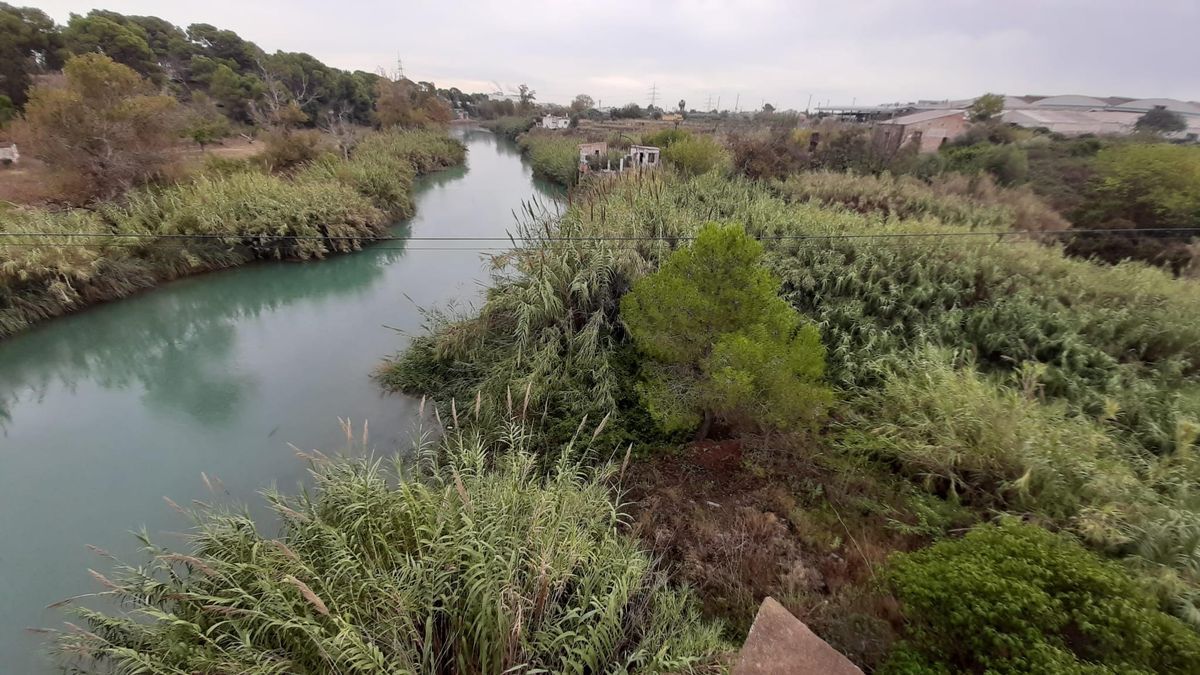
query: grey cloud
[{"left": 31, "top": 0, "right": 1198, "bottom": 108}]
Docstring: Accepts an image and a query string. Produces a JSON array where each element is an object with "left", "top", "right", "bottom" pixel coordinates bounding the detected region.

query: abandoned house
[
  {"left": 627, "top": 144, "right": 661, "bottom": 168},
  {"left": 578, "top": 141, "right": 609, "bottom": 172},
  {"left": 873, "top": 109, "right": 969, "bottom": 153},
  {"left": 541, "top": 114, "right": 570, "bottom": 130}
]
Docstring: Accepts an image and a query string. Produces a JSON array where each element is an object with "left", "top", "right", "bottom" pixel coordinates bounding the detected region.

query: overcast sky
[{"left": 28, "top": 0, "right": 1200, "bottom": 110}]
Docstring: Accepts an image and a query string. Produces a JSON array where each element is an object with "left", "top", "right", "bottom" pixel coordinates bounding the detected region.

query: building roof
[
  {"left": 1031, "top": 95, "right": 1109, "bottom": 109},
  {"left": 1002, "top": 109, "right": 1140, "bottom": 135},
  {"left": 1109, "top": 98, "right": 1200, "bottom": 116},
  {"left": 884, "top": 109, "right": 966, "bottom": 126}
]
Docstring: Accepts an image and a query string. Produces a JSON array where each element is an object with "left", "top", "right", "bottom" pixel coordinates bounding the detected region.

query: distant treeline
[{"left": 0, "top": 3, "right": 514, "bottom": 127}]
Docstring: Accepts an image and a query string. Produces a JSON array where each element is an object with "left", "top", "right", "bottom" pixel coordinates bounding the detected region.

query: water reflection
[{"left": 0, "top": 243, "right": 409, "bottom": 428}]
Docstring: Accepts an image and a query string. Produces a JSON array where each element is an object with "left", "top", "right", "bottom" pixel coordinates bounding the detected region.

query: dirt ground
[{"left": 622, "top": 435, "right": 949, "bottom": 669}]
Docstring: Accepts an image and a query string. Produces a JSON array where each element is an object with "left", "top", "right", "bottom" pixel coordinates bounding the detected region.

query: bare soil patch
[{"left": 623, "top": 435, "right": 954, "bottom": 669}]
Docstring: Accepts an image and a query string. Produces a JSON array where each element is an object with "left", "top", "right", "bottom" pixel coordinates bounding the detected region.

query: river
[{"left": 0, "top": 128, "right": 559, "bottom": 672}]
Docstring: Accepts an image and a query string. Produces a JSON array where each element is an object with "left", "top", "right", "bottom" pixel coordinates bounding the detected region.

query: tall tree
[
  {"left": 517, "top": 83, "right": 536, "bottom": 111},
  {"left": 15, "top": 53, "right": 180, "bottom": 199},
  {"left": 1135, "top": 107, "right": 1187, "bottom": 135},
  {"left": 620, "top": 223, "right": 831, "bottom": 437},
  {"left": 62, "top": 12, "right": 161, "bottom": 81},
  {"left": 0, "top": 3, "right": 63, "bottom": 108},
  {"left": 969, "top": 92, "right": 1005, "bottom": 122},
  {"left": 570, "top": 93, "right": 593, "bottom": 113}
]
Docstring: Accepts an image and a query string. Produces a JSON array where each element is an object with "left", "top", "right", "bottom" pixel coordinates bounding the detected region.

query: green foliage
[
  {"left": 57, "top": 420, "right": 727, "bottom": 673},
  {"left": 518, "top": 131, "right": 581, "bottom": 186},
  {"left": 611, "top": 103, "right": 644, "bottom": 120},
  {"left": 1136, "top": 107, "right": 1187, "bottom": 134},
  {"left": 779, "top": 170, "right": 1067, "bottom": 231},
  {"left": 841, "top": 349, "right": 1140, "bottom": 522},
  {"left": 485, "top": 115, "right": 536, "bottom": 139},
  {"left": 941, "top": 141, "right": 1029, "bottom": 185},
  {"left": 62, "top": 11, "right": 160, "bottom": 80},
  {"left": 968, "top": 92, "right": 1005, "bottom": 122},
  {"left": 0, "top": 129, "right": 464, "bottom": 338},
  {"left": 0, "top": 93, "right": 14, "bottom": 126},
  {"left": 661, "top": 135, "right": 729, "bottom": 177},
  {"left": 621, "top": 223, "right": 830, "bottom": 434},
  {"left": 0, "top": 2, "right": 61, "bottom": 108},
  {"left": 642, "top": 128, "right": 690, "bottom": 149},
  {"left": 1089, "top": 143, "right": 1200, "bottom": 229},
  {"left": 182, "top": 95, "right": 231, "bottom": 149},
  {"left": 885, "top": 520, "right": 1200, "bottom": 674}
]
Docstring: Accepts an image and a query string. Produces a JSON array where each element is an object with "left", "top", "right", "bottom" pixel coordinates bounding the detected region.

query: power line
[
  {"left": 2, "top": 228, "right": 1200, "bottom": 242},
  {"left": 1, "top": 227, "right": 1198, "bottom": 247},
  {"left": 647, "top": 83, "right": 659, "bottom": 108}
]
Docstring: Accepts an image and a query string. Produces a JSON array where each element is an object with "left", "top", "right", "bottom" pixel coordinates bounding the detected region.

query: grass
[
  {"left": 518, "top": 131, "right": 582, "bottom": 186},
  {"left": 0, "top": 130, "right": 465, "bottom": 339},
  {"left": 383, "top": 166, "right": 1200, "bottom": 639},
  {"left": 56, "top": 416, "right": 728, "bottom": 673}
]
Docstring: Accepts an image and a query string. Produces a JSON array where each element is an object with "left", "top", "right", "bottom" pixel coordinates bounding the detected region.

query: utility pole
[
  {"left": 706, "top": 94, "right": 712, "bottom": 112},
  {"left": 734, "top": 93, "right": 740, "bottom": 113},
  {"left": 716, "top": 95, "right": 721, "bottom": 112},
  {"left": 647, "top": 83, "right": 658, "bottom": 108},
  {"left": 806, "top": 93, "right": 812, "bottom": 115}
]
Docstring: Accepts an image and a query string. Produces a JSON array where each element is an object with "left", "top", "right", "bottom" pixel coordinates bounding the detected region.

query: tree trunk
[{"left": 694, "top": 409, "right": 713, "bottom": 442}]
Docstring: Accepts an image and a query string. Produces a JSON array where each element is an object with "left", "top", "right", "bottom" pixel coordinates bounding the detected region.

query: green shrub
[
  {"left": 1088, "top": 143, "right": 1200, "bottom": 229},
  {"left": 662, "top": 135, "right": 729, "bottom": 177},
  {"left": 842, "top": 349, "right": 1140, "bottom": 522},
  {"left": 941, "top": 142, "right": 1029, "bottom": 185},
  {"left": 57, "top": 420, "right": 727, "bottom": 673},
  {"left": 642, "top": 127, "right": 690, "bottom": 148},
  {"left": 518, "top": 131, "right": 580, "bottom": 186},
  {"left": 778, "top": 170, "right": 1067, "bottom": 232},
  {"left": 621, "top": 223, "right": 830, "bottom": 435},
  {"left": 109, "top": 170, "right": 387, "bottom": 261},
  {"left": 257, "top": 128, "right": 329, "bottom": 170},
  {"left": 885, "top": 520, "right": 1200, "bottom": 674},
  {"left": 485, "top": 115, "right": 536, "bottom": 139}
]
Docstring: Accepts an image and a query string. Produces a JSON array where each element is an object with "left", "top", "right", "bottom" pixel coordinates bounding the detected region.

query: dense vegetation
[
  {"left": 0, "top": 3, "right": 491, "bottom": 129},
  {"left": 380, "top": 159, "right": 1200, "bottom": 670},
  {"left": 0, "top": 127, "right": 464, "bottom": 338},
  {"left": 58, "top": 418, "right": 726, "bottom": 673},
  {"left": 517, "top": 131, "right": 581, "bottom": 186},
  {"left": 886, "top": 520, "right": 1200, "bottom": 673}
]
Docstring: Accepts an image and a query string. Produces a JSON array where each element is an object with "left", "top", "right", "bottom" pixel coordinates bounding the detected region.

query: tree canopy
[
  {"left": 620, "top": 223, "right": 831, "bottom": 436},
  {"left": 1089, "top": 143, "right": 1200, "bottom": 229},
  {"left": 969, "top": 92, "right": 1005, "bottom": 122},
  {"left": 1135, "top": 107, "right": 1187, "bottom": 134},
  {"left": 0, "top": 2, "right": 62, "bottom": 107},
  {"left": 15, "top": 53, "right": 180, "bottom": 198}
]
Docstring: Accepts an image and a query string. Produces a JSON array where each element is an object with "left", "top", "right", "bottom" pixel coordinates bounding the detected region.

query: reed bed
[
  {"left": 384, "top": 168, "right": 1200, "bottom": 622},
  {"left": 518, "top": 131, "right": 582, "bottom": 187},
  {"left": 0, "top": 130, "right": 465, "bottom": 339},
  {"left": 56, "top": 415, "right": 727, "bottom": 673}
]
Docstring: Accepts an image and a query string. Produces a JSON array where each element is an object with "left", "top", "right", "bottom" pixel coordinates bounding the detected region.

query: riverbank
[
  {"left": 0, "top": 129, "right": 465, "bottom": 340},
  {"left": 378, "top": 166, "right": 1200, "bottom": 672},
  {"left": 1, "top": 128, "right": 558, "bottom": 673}
]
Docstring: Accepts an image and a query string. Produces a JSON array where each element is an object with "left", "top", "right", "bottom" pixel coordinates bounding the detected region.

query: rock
[{"left": 732, "top": 597, "right": 863, "bottom": 675}]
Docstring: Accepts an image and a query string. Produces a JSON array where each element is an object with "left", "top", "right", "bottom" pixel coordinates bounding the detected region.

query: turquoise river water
[{"left": 0, "top": 129, "right": 559, "bottom": 672}]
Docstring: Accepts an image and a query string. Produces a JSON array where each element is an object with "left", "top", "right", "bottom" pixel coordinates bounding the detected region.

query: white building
[
  {"left": 0, "top": 143, "right": 18, "bottom": 165},
  {"left": 627, "top": 145, "right": 661, "bottom": 168},
  {"left": 541, "top": 114, "right": 570, "bottom": 130}
]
